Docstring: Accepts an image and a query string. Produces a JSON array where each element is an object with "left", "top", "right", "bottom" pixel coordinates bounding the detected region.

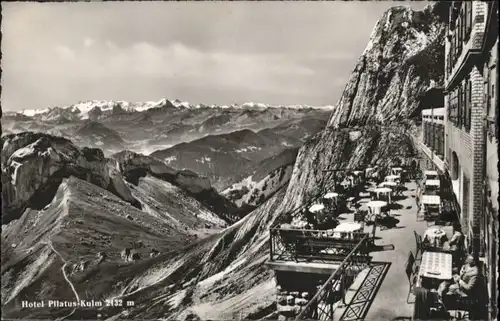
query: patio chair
[
  {"left": 441, "top": 292, "right": 478, "bottom": 320},
  {"left": 425, "top": 213, "right": 440, "bottom": 226},
  {"left": 404, "top": 251, "right": 418, "bottom": 304},
  {"left": 354, "top": 210, "right": 367, "bottom": 224},
  {"left": 413, "top": 231, "right": 424, "bottom": 261}
]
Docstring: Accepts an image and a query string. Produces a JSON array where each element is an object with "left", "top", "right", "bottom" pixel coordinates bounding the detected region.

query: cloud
[
  {"left": 83, "top": 37, "right": 95, "bottom": 48},
  {"left": 1, "top": 1, "right": 430, "bottom": 110},
  {"left": 23, "top": 40, "right": 319, "bottom": 93},
  {"left": 53, "top": 44, "right": 76, "bottom": 60}
]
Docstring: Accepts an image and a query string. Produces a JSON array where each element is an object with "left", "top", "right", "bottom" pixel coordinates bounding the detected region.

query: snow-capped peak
[
  {"left": 172, "top": 99, "right": 191, "bottom": 108},
  {"left": 11, "top": 99, "right": 335, "bottom": 120},
  {"left": 242, "top": 102, "right": 268, "bottom": 109},
  {"left": 19, "top": 108, "right": 50, "bottom": 117}
]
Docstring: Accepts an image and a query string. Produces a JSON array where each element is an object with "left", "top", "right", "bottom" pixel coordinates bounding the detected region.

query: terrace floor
[{"left": 331, "top": 180, "right": 428, "bottom": 321}]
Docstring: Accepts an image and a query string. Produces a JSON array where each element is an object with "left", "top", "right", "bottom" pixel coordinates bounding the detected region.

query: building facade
[
  {"left": 420, "top": 107, "right": 446, "bottom": 171},
  {"left": 421, "top": 1, "right": 497, "bottom": 319},
  {"left": 443, "top": 1, "right": 498, "bottom": 319}
]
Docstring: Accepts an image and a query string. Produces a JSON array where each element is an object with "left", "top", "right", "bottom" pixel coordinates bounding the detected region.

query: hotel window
[
  {"left": 454, "top": 90, "right": 459, "bottom": 125},
  {"left": 463, "top": 82, "right": 467, "bottom": 129},
  {"left": 465, "top": 1, "right": 472, "bottom": 41},
  {"left": 450, "top": 90, "right": 457, "bottom": 125},
  {"left": 458, "top": 86, "right": 462, "bottom": 128},
  {"left": 458, "top": 12, "right": 463, "bottom": 56},
  {"left": 464, "top": 80, "right": 471, "bottom": 132},
  {"left": 440, "top": 125, "right": 445, "bottom": 156},
  {"left": 462, "top": 175, "right": 470, "bottom": 228}
]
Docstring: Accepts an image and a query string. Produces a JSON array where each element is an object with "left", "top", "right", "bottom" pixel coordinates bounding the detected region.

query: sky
[{"left": 1, "top": 1, "right": 429, "bottom": 112}]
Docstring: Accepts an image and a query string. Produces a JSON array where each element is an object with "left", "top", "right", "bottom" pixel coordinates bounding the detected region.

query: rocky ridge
[{"left": 328, "top": 3, "right": 448, "bottom": 128}]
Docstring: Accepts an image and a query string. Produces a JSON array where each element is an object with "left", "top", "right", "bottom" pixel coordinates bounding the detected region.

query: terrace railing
[
  {"left": 291, "top": 233, "right": 371, "bottom": 321},
  {"left": 270, "top": 228, "right": 371, "bottom": 264}
]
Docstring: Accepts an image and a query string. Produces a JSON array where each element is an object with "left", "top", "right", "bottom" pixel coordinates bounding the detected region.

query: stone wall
[
  {"left": 276, "top": 286, "right": 311, "bottom": 320},
  {"left": 469, "top": 64, "right": 485, "bottom": 256}
]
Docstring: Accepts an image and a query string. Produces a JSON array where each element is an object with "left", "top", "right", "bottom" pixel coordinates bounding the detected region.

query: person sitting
[
  {"left": 438, "top": 255, "right": 479, "bottom": 302},
  {"left": 448, "top": 224, "right": 464, "bottom": 249},
  {"left": 413, "top": 287, "right": 432, "bottom": 320},
  {"left": 447, "top": 223, "right": 465, "bottom": 264}
]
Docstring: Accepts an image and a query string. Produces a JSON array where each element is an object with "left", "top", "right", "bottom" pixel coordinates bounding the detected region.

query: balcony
[
  {"left": 486, "top": 116, "right": 497, "bottom": 142},
  {"left": 445, "top": 3, "right": 487, "bottom": 89},
  {"left": 419, "top": 141, "right": 445, "bottom": 172}
]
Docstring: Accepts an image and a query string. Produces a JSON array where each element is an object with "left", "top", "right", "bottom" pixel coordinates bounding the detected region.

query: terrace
[{"left": 266, "top": 167, "right": 487, "bottom": 320}]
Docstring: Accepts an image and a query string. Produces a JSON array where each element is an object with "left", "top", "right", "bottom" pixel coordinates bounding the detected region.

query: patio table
[
  {"left": 367, "top": 200, "right": 387, "bottom": 215},
  {"left": 374, "top": 187, "right": 392, "bottom": 203},
  {"left": 421, "top": 195, "right": 441, "bottom": 205},
  {"left": 424, "top": 170, "right": 439, "bottom": 181},
  {"left": 423, "top": 226, "right": 448, "bottom": 247},
  {"left": 309, "top": 203, "right": 325, "bottom": 213},
  {"left": 424, "top": 170, "right": 439, "bottom": 177},
  {"left": 418, "top": 251, "right": 452, "bottom": 283},
  {"left": 425, "top": 179, "right": 440, "bottom": 187},
  {"left": 323, "top": 192, "right": 339, "bottom": 210},
  {"left": 380, "top": 181, "right": 398, "bottom": 188},
  {"left": 385, "top": 174, "right": 400, "bottom": 182},
  {"left": 332, "top": 222, "right": 363, "bottom": 239},
  {"left": 324, "top": 192, "right": 339, "bottom": 200},
  {"left": 391, "top": 167, "right": 403, "bottom": 175}
]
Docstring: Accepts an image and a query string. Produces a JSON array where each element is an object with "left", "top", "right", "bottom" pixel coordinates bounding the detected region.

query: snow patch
[
  {"left": 384, "top": 10, "right": 393, "bottom": 30},
  {"left": 196, "top": 156, "right": 211, "bottom": 164},
  {"left": 10, "top": 160, "right": 23, "bottom": 185},
  {"left": 163, "top": 156, "right": 177, "bottom": 164},
  {"left": 235, "top": 146, "right": 261, "bottom": 153},
  {"left": 19, "top": 108, "right": 50, "bottom": 117},
  {"left": 10, "top": 145, "right": 36, "bottom": 160}
]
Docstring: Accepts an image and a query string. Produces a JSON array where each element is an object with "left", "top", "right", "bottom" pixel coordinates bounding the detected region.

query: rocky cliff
[
  {"left": 328, "top": 3, "right": 448, "bottom": 128},
  {"left": 1, "top": 132, "right": 141, "bottom": 224},
  {"left": 111, "top": 150, "right": 240, "bottom": 222}
]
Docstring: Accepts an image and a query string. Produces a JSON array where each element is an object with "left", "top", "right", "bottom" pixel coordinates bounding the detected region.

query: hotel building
[{"left": 420, "top": 1, "right": 498, "bottom": 318}]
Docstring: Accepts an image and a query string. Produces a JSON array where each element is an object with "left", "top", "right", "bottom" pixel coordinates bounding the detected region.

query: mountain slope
[
  {"left": 151, "top": 115, "right": 327, "bottom": 192},
  {"left": 111, "top": 150, "right": 241, "bottom": 223},
  {"left": 73, "top": 120, "right": 126, "bottom": 153},
  {"left": 222, "top": 148, "right": 299, "bottom": 208}
]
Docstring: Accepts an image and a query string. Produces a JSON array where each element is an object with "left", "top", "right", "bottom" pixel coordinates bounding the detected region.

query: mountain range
[
  {"left": 2, "top": 100, "right": 332, "bottom": 157},
  {"left": 150, "top": 115, "right": 326, "bottom": 191}
]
